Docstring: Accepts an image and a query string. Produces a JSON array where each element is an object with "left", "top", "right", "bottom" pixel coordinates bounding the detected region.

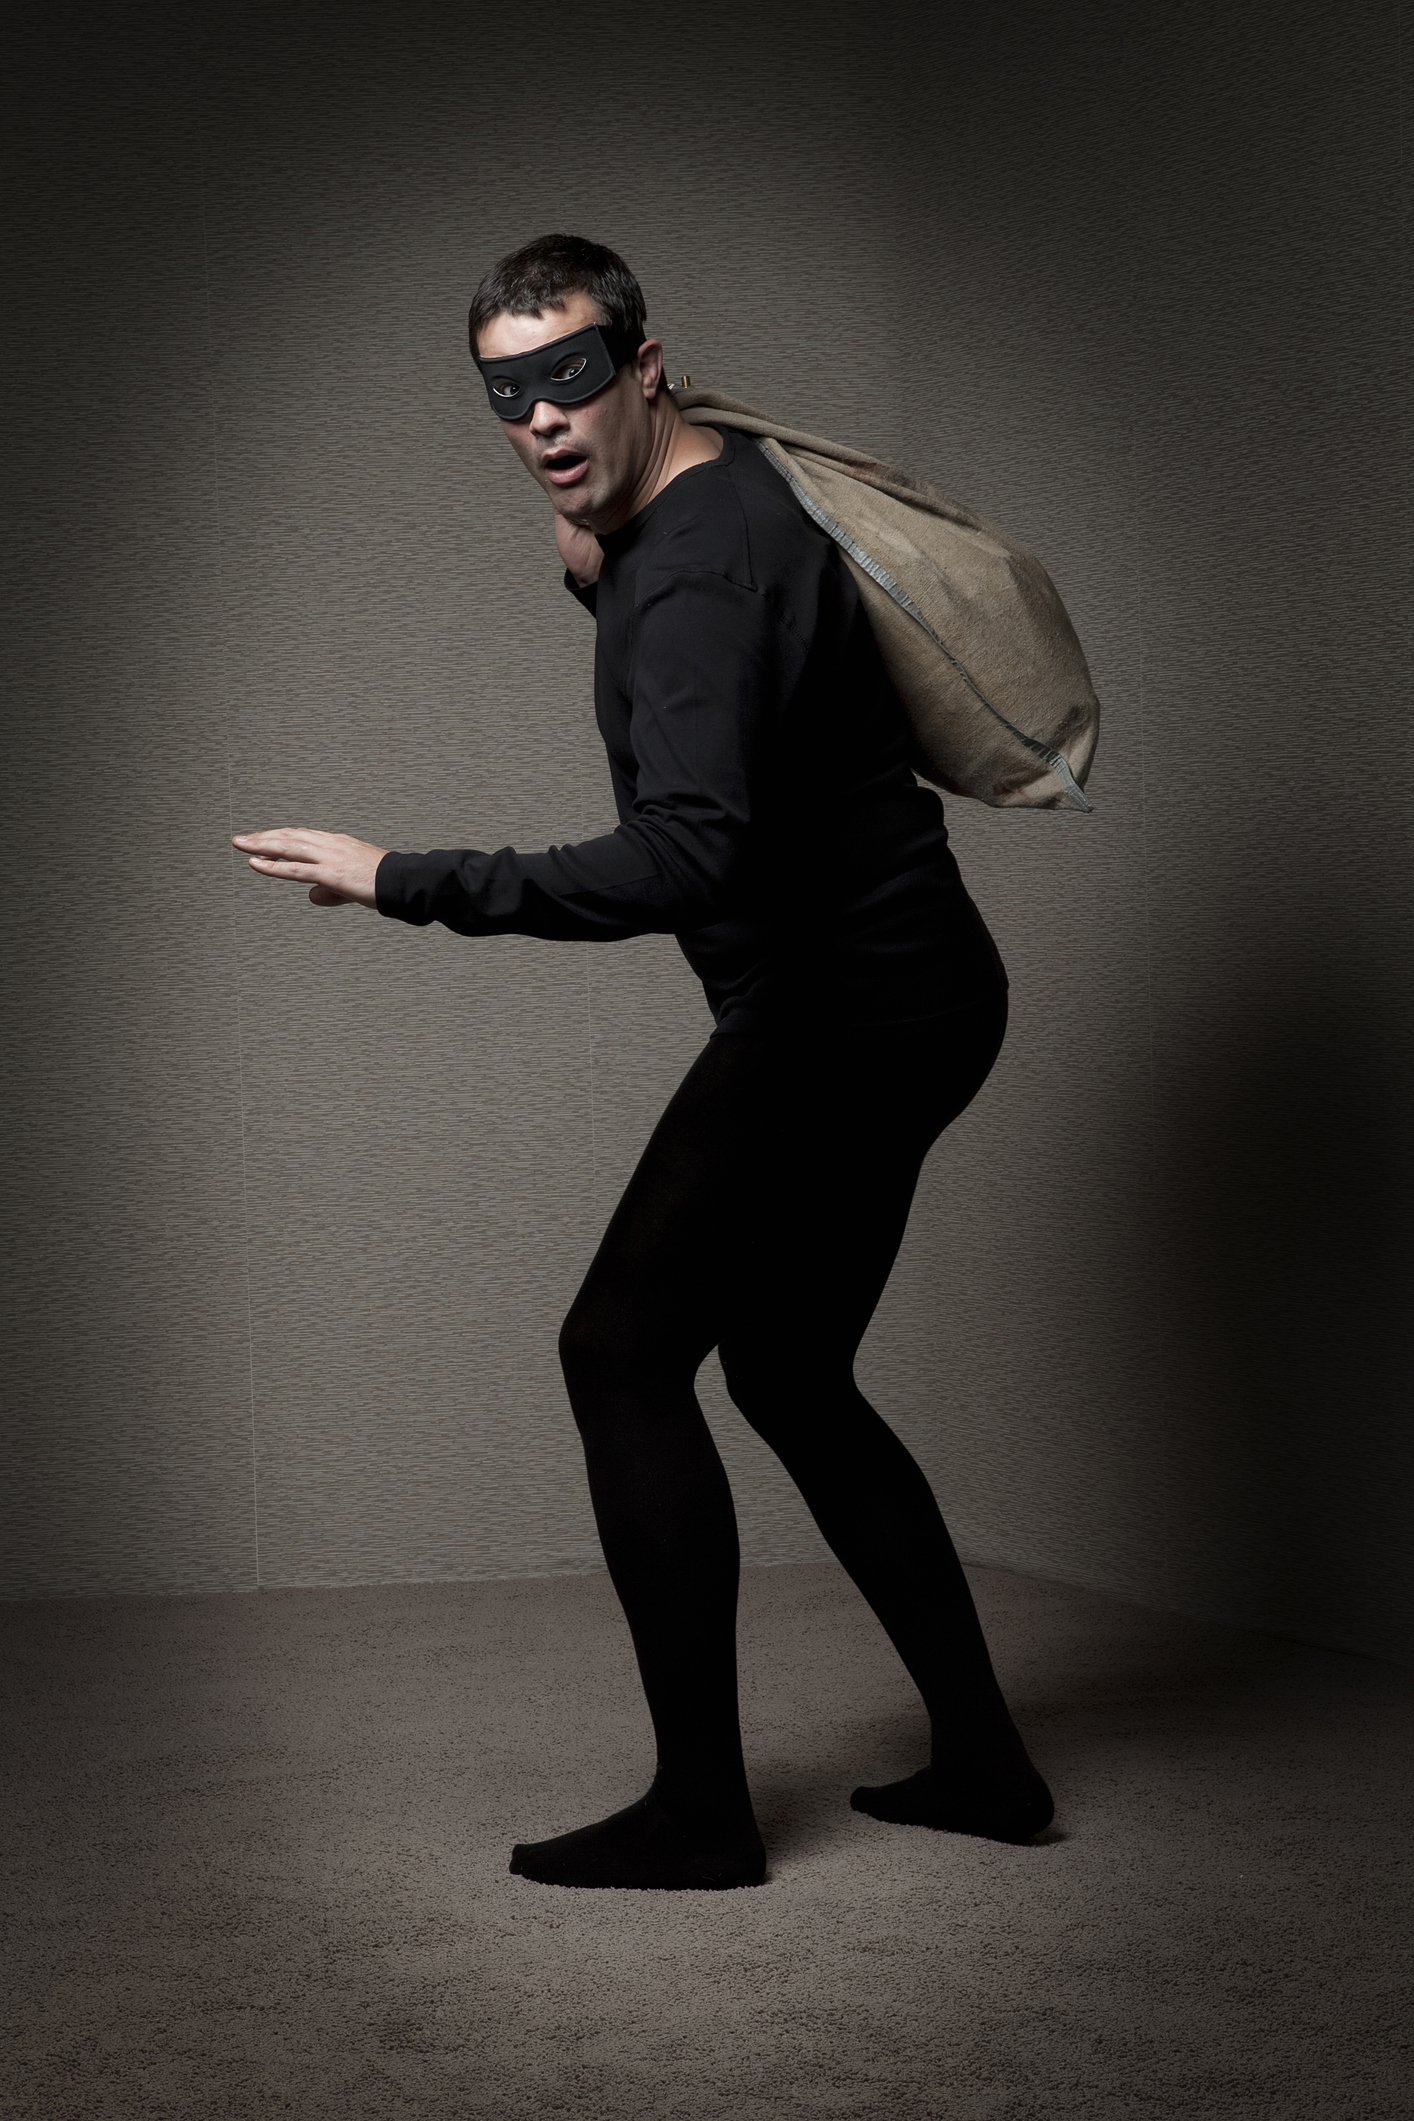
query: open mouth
[{"left": 541, "top": 449, "right": 589, "bottom": 487}]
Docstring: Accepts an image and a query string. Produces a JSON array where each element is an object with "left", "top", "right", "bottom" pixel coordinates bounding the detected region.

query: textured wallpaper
[{"left": 4, "top": 0, "right": 1410, "bottom": 1661}]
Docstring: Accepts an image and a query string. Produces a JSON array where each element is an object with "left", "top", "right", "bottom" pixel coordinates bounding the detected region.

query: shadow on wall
[{"left": 1159, "top": 959, "right": 1413, "bottom": 1661}]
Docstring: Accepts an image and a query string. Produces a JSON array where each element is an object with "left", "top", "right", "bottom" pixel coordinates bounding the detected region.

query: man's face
[{"left": 476, "top": 291, "right": 657, "bottom": 532}]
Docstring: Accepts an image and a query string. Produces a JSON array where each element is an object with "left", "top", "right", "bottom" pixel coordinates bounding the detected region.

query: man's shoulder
[{"left": 637, "top": 435, "right": 827, "bottom": 598}]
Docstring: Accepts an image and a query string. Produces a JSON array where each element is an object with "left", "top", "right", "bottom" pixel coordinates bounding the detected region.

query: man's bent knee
[
  {"left": 558, "top": 1302, "right": 693, "bottom": 1424},
  {"left": 557, "top": 1303, "right": 614, "bottom": 1399}
]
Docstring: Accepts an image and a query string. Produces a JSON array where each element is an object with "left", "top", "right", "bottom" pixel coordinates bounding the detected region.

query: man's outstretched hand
[{"left": 232, "top": 829, "right": 388, "bottom": 908}]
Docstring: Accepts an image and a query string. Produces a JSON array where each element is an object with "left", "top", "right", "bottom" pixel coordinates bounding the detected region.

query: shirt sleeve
[{"left": 375, "top": 569, "right": 807, "bottom": 942}]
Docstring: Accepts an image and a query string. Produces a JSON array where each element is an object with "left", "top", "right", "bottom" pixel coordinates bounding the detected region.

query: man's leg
[
  {"left": 509, "top": 1034, "right": 779, "bottom": 1891},
  {"left": 718, "top": 997, "right": 1054, "bottom": 1843}
]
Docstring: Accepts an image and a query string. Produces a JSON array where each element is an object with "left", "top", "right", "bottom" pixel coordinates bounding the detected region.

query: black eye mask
[{"left": 472, "top": 320, "right": 644, "bottom": 420}]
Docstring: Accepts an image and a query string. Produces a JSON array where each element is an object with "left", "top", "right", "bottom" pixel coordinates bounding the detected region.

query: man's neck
[{"left": 604, "top": 397, "right": 723, "bottom": 532}]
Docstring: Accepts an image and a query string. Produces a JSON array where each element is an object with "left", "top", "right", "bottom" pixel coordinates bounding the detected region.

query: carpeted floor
[{"left": 3, "top": 1562, "right": 1410, "bottom": 2120}]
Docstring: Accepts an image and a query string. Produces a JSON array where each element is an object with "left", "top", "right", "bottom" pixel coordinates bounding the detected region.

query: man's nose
[{"left": 529, "top": 397, "right": 569, "bottom": 437}]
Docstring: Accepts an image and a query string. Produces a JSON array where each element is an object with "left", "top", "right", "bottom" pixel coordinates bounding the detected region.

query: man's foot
[
  {"left": 850, "top": 1761, "right": 1054, "bottom": 1845},
  {"left": 509, "top": 1781, "right": 767, "bottom": 1891}
]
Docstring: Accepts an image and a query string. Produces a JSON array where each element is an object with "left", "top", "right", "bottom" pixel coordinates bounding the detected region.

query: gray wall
[{"left": 5, "top": 0, "right": 1410, "bottom": 1662}]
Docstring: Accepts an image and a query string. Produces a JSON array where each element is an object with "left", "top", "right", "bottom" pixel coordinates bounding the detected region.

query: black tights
[{"left": 509, "top": 991, "right": 1053, "bottom": 1890}]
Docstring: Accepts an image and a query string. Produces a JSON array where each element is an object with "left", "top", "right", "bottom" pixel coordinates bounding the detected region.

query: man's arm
[
  {"left": 372, "top": 570, "right": 807, "bottom": 942},
  {"left": 237, "top": 571, "right": 806, "bottom": 939}
]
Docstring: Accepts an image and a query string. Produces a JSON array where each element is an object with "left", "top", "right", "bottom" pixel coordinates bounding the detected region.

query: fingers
[
  {"left": 233, "top": 829, "right": 329, "bottom": 861},
  {"left": 243, "top": 857, "right": 320, "bottom": 880},
  {"left": 232, "top": 827, "right": 387, "bottom": 910},
  {"left": 233, "top": 828, "right": 348, "bottom": 881}
]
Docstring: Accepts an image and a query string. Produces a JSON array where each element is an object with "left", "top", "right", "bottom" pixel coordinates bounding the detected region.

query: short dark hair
[{"left": 468, "top": 233, "right": 647, "bottom": 352}]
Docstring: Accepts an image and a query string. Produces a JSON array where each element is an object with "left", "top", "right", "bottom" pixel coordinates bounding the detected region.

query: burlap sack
[{"left": 676, "top": 388, "right": 1099, "bottom": 811}]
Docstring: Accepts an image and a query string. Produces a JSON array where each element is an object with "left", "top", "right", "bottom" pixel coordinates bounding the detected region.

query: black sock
[
  {"left": 850, "top": 1756, "right": 1054, "bottom": 1844},
  {"left": 509, "top": 1773, "right": 767, "bottom": 1891}
]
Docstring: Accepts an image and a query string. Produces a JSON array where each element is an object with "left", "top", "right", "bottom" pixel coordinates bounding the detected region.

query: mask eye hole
[
  {"left": 549, "top": 354, "right": 588, "bottom": 383},
  {"left": 491, "top": 378, "right": 521, "bottom": 399}
]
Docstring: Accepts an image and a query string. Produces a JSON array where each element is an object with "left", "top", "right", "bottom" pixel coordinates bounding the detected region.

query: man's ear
[{"left": 634, "top": 336, "right": 666, "bottom": 402}]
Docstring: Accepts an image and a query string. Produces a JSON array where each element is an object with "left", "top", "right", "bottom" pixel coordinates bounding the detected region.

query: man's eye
[
  {"left": 491, "top": 378, "right": 521, "bottom": 398},
  {"left": 550, "top": 355, "right": 588, "bottom": 383}
]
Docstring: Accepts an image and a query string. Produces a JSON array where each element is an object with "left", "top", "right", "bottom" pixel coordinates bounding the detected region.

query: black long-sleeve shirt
[{"left": 375, "top": 427, "right": 1003, "bottom": 1034}]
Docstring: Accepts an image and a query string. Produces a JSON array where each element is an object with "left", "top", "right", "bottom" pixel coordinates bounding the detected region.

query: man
[{"left": 235, "top": 233, "right": 1053, "bottom": 1891}]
